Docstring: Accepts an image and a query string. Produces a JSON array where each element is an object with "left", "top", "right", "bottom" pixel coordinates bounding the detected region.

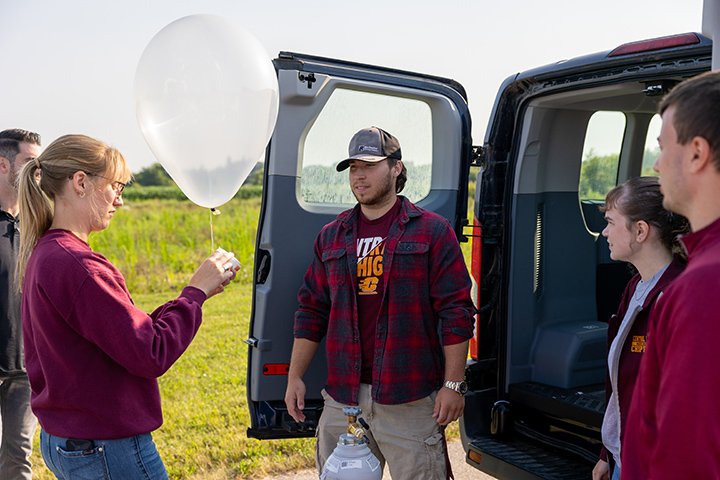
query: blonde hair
[{"left": 16, "top": 134, "right": 131, "bottom": 288}]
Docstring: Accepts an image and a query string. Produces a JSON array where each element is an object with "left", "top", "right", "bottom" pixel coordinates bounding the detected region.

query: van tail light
[
  {"left": 469, "top": 217, "right": 482, "bottom": 360},
  {"left": 608, "top": 33, "right": 700, "bottom": 57},
  {"left": 263, "top": 363, "right": 289, "bottom": 375}
]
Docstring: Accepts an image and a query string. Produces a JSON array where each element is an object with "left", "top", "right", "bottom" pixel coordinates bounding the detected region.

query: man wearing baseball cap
[{"left": 285, "top": 126, "right": 474, "bottom": 478}]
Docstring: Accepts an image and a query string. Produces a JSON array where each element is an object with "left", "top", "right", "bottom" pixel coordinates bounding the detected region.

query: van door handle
[
  {"left": 256, "top": 249, "right": 271, "bottom": 284},
  {"left": 244, "top": 337, "right": 272, "bottom": 351}
]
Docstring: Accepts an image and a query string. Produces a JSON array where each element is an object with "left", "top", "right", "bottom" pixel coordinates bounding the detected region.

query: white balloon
[{"left": 134, "top": 15, "right": 279, "bottom": 208}]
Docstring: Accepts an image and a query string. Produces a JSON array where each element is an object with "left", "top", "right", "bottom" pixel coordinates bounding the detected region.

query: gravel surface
[{"left": 262, "top": 438, "right": 497, "bottom": 479}]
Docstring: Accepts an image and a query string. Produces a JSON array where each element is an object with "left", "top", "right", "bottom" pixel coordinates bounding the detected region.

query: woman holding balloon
[{"left": 16, "top": 134, "right": 238, "bottom": 479}]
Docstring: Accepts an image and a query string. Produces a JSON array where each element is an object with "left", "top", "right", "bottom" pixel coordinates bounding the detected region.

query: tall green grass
[{"left": 89, "top": 197, "right": 261, "bottom": 292}]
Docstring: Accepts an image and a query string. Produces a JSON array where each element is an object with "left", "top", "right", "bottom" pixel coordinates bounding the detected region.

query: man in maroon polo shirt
[{"left": 622, "top": 72, "right": 720, "bottom": 478}]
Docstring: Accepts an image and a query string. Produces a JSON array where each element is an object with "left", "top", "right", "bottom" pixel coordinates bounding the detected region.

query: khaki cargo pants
[{"left": 316, "top": 384, "right": 447, "bottom": 479}]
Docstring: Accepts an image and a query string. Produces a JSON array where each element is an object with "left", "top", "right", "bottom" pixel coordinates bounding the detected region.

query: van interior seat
[
  {"left": 525, "top": 200, "right": 628, "bottom": 390},
  {"left": 531, "top": 319, "right": 608, "bottom": 388}
]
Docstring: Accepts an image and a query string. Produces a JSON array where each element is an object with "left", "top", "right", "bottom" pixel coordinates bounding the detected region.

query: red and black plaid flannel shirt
[{"left": 295, "top": 197, "right": 474, "bottom": 406}]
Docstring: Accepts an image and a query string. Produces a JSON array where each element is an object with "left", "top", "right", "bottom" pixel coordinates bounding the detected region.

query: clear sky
[{"left": 1, "top": 0, "right": 704, "bottom": 172}]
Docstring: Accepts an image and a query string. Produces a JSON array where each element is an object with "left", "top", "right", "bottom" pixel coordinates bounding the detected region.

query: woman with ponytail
[
  {"left": 592, "top": 176, "right": 689, "bottom": 480},
  {"left": 17, "top": 134, "right": 238, "bottom": 479}
]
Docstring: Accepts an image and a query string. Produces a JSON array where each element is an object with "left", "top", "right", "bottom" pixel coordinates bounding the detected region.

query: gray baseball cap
[{"left": 336, "top": 126, "right": 402, "bottom": 172}]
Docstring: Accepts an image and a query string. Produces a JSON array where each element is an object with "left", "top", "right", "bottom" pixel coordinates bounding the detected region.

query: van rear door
[{"left": 246, "top": 52, "right": 473, "bottom": 439}]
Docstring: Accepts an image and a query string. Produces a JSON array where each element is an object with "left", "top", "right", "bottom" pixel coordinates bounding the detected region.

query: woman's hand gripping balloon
[{"left": 188, "top": 249, "right": 240, "bottom": 299}]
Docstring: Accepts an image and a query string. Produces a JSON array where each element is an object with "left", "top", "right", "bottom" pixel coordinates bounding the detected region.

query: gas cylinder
[{"left": 320, "top": 407, "right": 382, "bottom": 480}]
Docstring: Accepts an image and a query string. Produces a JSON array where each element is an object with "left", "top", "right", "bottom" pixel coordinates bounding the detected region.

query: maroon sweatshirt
[
  {"left": 22, "top": 229, "right": 206, "bottom": 439},
  {"left": 622, "top": 217, "right": 720, "bottom": 478}
]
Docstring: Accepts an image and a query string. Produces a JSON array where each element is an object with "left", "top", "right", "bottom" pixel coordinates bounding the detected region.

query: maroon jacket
[
  {"left": 622, "top": 217, "right": 720, "bottom": 479},
  {"left": 599, "top": 257, "right": 685, "bottom": 463},
  {"left": 22, "top": 230, "right": 206, "bottom": 439}
]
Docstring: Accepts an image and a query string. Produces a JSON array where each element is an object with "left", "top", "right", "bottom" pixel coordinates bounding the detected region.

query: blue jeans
[
  {"left": 0, "top": 375, "right": 37, "bottom": 480},
  {"left": 612, "top": 464, "right": 621, "bottom": 480},
  {"left": 40, "top": 430, "right": 168, "bottom": 479}
]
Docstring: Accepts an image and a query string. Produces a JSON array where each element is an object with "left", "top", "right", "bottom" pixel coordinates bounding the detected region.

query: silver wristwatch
[{"left": 443, "top": 380, "right": 468, "bottom": 396}]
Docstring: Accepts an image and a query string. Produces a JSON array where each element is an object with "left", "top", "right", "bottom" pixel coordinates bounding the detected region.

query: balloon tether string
[{"left": 210, "top": 208, "right": 219, "bottom": 251}]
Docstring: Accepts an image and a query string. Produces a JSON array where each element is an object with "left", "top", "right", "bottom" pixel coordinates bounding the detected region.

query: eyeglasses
[{"left": 88, "top": 173, "right": 126, "bottom": 196}]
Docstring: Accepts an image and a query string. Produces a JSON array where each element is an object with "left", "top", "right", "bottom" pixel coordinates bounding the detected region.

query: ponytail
[{"left": 16, "top": 159, "right": 53, "bottom": 289}]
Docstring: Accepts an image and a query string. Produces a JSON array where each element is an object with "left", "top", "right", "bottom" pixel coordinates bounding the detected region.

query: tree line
[
  {"left": 124, "top": 162, "right": 264, "bottom": 201},
  {"left": 134, "top": 152, "right": 660, "bottom": 203},
  {"left": 579, "top": 148, "right": 659, "bottom": 200},
  {"left": 132, "top": 162, "right": 264, "bottom": 187}
]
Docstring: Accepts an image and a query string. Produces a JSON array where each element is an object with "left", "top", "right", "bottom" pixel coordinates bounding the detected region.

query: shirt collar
[
  {"left": 341, "top": 195, "right": 419, "bottom": 228},
  {"left": 0, "top": 208, "right": 15, "bottom": 222},
  {"left": 680, "top": 216, "right": 720, "bottom": 259}
]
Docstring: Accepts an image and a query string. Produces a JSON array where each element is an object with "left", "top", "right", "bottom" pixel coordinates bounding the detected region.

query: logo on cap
[
  {"left": 358, "top": 145, "right": 380, "bottom": 153},
  {"left": 336, "top": 126, "right": 402, "bottom": 172}
]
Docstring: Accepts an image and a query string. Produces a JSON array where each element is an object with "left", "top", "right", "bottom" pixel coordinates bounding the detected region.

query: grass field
[
  {"left": 28, "top": 192, "right": 468, "bottom": 479},
  {"left": 89, "top": 197, "right": 261, "bottom": 292}
]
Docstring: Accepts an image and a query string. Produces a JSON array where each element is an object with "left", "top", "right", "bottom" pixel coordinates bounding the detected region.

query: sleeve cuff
[
  {"left": 599, "top": 447, "right": 608, "bottom": 461},
  {"left": 181, "top": 286, "right": 207, "bottom": 306},
  {"left": 442, "top": 332, "right": 472, "bottom": 346},
  {"left": 294, "top": 330, "right": 324, "bottom": 343}
]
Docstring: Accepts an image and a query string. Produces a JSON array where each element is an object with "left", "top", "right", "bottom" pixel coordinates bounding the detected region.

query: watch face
[{"left": 458, "top": 381, "right": 468, "bottom": 395}]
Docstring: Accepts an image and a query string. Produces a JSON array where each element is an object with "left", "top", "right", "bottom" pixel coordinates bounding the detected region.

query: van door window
[
  {"left": 641, "top": 114, "right": 662, "bottom": 176},
  {"left": 301, "top": 89, "right": 432, "bottom": 206},
  {"left": 578, "top": 111, "right": 626, "bottom": 202}
]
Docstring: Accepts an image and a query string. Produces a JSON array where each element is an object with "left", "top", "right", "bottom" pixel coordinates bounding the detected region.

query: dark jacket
[
  {"left": 0, "top": 209, "right": 24, "bottom": 377},
  {"left": 23, "top": 229, "right": 207, "bottom": 438}
]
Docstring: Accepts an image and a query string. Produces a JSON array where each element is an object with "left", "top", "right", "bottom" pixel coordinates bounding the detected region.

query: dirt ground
[{"left": 262, "top": 438, "right": 497, "bottom": 479}]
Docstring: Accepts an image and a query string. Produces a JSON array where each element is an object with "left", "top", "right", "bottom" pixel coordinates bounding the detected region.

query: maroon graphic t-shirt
[{"left": 356, "top": 198, "right": 401, "bottom": 384}]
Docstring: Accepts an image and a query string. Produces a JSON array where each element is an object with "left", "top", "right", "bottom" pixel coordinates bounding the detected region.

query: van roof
[{"left": 515, "top": 32, "right": 712, "bottom": 82}]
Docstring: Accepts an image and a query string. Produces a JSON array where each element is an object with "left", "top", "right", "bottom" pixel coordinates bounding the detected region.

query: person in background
[
  {"left": 0, "top": 128, "right": 41, "bottom": 479},
  {"left": 592, "top": 176, "right": 688, "bottom": 480},
  {"left": 284, "top": 126, "right": 474, "bottom": 479},
  {"left": 622, "top": 71, "right": 720, "bottom": 478},
  {"left": 16, "top": 134, "right": 239, "bottom": 479}
]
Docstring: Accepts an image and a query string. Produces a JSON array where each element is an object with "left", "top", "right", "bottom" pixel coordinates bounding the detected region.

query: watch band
[{"left": 443, "top": 380, "right": 467, "bottom": 395}]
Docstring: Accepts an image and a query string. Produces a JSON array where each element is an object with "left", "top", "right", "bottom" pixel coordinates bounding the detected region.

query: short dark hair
[
  {"left": 659, "top": 71, "right": 720, "bottom": 171},
  {"left": 601, "top": 176, "right": 689, "bottom": 256},
  {"left": 0, "top": 139, "right": 20, "bottom": 161},
  {"left": 387, "top": 157, "right": 407, "bottom": 193},
  {"left": 0, "top": 129, "right": 41, "bottom": 145},
  {"left": 0, "top": 129, "right": 41, "bottom": 162}
]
